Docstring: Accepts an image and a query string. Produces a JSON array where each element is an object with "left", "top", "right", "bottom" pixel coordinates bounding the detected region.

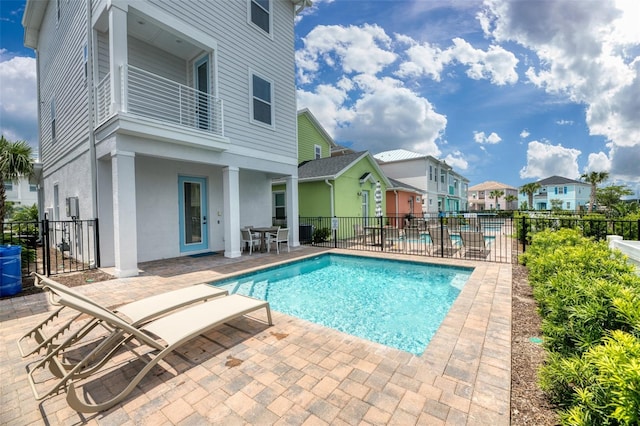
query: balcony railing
[
  {"left": 95, "top": 73, "right": 111, "bottom": 125},
  {"left": 95, "top": 65, "right": 224, "bottom": 137}
]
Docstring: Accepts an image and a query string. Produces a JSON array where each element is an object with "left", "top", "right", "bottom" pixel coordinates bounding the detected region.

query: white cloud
[
  {"left": 0, "top": 56, "right": 38, "bottom": 148},
  {"left": 585, "top": 151, "right": 611, "bottom": 173},
  {"left": 296, "top": 24, "right": 397, "bottom": 83},
  {"left": 556, "top": 119, "right": 574, "bottom": 125},
  {"left": 444, "top": 151, "right": 468, "bottom": 170},
  {"left": 396, "top": 36, "right": 519, "bottom": 85},
  {"left": 482, "top": 0, "right": 640, "bottom": 151},
  {"left": 336, "top": 75, "right": 446, "bottom": 155},
  {"left": 519, "top": 140, "right": 581, "bottom": 179},
  {"left": 519, "top": 129, "right": 530, "bottom": 138},
  {"left": 473, "top": 130, "right": 502, "bottom": 144}
]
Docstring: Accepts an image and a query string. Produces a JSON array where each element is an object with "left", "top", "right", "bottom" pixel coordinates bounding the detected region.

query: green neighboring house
[{"left": 273, "top": 109, "right": 389, "bottom": 229}]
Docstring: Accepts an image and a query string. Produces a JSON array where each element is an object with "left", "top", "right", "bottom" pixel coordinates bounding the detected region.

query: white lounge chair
[
  {"left": 428, "top": 226, "right": 460, "bottom": 256},
  {"left": 26, "top": 290, "right": 272, "bottom": 413},
  {"left": 18, "top": 273, "right": 228, "bottom": 358},
  {"left": 460, "top": 231, "right": 491, "bottom": 259}
]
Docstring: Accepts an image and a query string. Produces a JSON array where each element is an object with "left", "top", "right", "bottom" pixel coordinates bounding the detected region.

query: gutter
[
  {"left": 324, "top": 179, "right": 334, "bottom": 217},
  {"left": 87, "top": 1, "right": 98, "bottom": 217}
]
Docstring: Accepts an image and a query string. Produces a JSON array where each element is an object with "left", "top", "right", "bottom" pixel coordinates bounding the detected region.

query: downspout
[
  {"left": 324, "top": 179, "right": 334, "bottom": 217},
  {"left": 394, "top": 190, "right": 398, "bottom": 224},
  {"left": 86, "top": 0, "right": 98, "bottom": 217}
]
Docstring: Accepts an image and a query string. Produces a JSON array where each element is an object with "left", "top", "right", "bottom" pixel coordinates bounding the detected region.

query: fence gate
[{"left": 1, "top": 218, "right": 100, "bottom": 278}]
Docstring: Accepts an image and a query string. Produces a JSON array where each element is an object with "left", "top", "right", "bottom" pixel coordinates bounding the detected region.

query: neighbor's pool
[{"left": 212, "top": 254, "right": 473, "bottom": 355}]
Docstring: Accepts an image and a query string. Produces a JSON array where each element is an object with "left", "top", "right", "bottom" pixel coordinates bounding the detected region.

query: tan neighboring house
[{"left": 468, "top": 181, "right": 518, "bottom": 211}]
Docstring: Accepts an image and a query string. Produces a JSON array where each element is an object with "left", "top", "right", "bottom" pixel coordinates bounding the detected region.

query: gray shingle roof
[
  {"left": 536, "top": 175, "right": 585, "bottom": 186},
  {"left": 387, "top": 178, "right": 423, "bottom": 193},
  {"left": 298, "top": 152, "right": 367, "bottom": 180}
]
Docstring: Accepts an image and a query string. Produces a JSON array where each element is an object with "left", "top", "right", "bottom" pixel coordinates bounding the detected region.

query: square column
[
  {"left": 108, "top": 2, "right": 128, "bottom": 113},
  {"left": 112, "top": 150, "right": 138, "bottom": 277},
  {"left": 223, "top": 166, "right": 241, "bottom": 258},
  {"left": 286, "top": 175, "right": 299, "bottom": 247}
]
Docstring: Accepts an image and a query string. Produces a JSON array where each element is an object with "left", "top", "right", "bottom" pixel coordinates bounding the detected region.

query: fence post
[
  {"left": 94, "top": 218, "right": 101, "bottom": 267},
  {"left": 439, "top": 214, "right": 444, "bottom": 257},
  {"left": 42, "top": 218, "right": 51, "bottom": 276},
  {"left": 521, "top": 216, "right": 527, "bottom": 253}
]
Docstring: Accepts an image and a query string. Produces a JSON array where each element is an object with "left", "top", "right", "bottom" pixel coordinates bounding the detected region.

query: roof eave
[{"left": 22, "top": 0, "right": 48, "bottom": 49}]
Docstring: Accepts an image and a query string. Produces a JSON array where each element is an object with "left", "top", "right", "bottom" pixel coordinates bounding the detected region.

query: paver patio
[{"left": 0, "top": 246, "right": 511, "bottom": 425}]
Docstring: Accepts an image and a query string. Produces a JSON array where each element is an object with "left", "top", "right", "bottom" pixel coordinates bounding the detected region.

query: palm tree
[
  {"left": 505, "top": 194, "right": 518, "bottom": 210},
  {"left": 520, "top": 182, "right": 541, "bottom": 211},
  {"left": 581, "top": 171, "right": 609, "bottom": 213},
  {"left": 0, "top": 135, "right": 34, "bottom": 220},
  {"left": 489, "top": 189, "right": 505, "bottom": 210}
]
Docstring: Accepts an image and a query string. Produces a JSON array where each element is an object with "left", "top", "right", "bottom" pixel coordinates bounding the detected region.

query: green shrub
[{"left": 312, "top": 227, "right": 330, "bottom": 244}]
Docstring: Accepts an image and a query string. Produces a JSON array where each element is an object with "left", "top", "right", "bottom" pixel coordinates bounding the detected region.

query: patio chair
[
  {"left": 384, "top": 228, "right": 404, "bottom": 251},
  {"left": 27, "top": 290, "right": 272, "bottom": 413},
  {"left": 353, "top": 224, "right": 369, "bottom": 244},
  {"left": 460, "top": 231, "right": 491, "bottom": 259},
  {"left": 267, "top": 227, "right": 289, "bottom": 254},
  {"left": 428, "top": 226, "right": 460, "bottom": 256},
  {"left": 241, "top": 228, "right": 261, "bottom": 254},
  {"left": 18, "top": 273, "right": 228, "bottom": 358},
  {"left": 405, "top": 227, "right": 428, "bottom": 254}
]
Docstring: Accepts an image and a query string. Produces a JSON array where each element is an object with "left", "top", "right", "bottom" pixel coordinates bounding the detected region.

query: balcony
[{"left": 95, "top": 65, "right": 224, "bottom": 139}]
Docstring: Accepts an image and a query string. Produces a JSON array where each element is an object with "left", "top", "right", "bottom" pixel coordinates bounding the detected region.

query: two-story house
[
  {"left": 374, "top": 149, "right": 469, "bottom": 213},
  {"left": 518, "top": 176, "right": 591, "bottom": 211},
  {"left": 23, "top": 0, "right": 310, "bottom": 277},
  {"left": 468, "top": 181, "right": 518, "bottom": 211},
  {"left": 273, "top": 109, "right": 389, "bottom": 226}
]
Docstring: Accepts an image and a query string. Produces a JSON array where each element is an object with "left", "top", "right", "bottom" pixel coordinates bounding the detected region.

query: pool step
[{"left": 228, "top": 280, "right": 269, "bottom": 300}]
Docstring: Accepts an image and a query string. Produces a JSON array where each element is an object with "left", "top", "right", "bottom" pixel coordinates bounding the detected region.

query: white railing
[
  {"left": 124, "top": 65, "right": 224, "bottom": 136},
  {"left": 94, "top": 65, "right": 224, "bottom": 137},
  {"left": 95, "top": 73, "right": 112, "bottom": 125}
]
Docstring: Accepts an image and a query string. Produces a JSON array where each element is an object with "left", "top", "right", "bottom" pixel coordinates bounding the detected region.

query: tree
[
  {"left": 581, "top": 171, "right": 609, "bottom": 213},
  {"left": 550, "top": 198, "right": 563, "bottom": 211},
  {"left": 596, "top": 185, "right": 633, "bottom": 210},
  {"left": 0, "top": 135, "right": 34, "bottom": 220},
  {"left": 505, "top": 194, "right": 518, "bottom": 210},
  {"left": 489, "top": 189, "right": 505, "bottom": 210},
  {"left": 520, "top": 182, "right": 541, "bottom": 211}
]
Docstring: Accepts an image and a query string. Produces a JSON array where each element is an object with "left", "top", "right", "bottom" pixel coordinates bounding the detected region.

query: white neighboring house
[
  {"left": 374, "top": 149, "right": 469, "bottom": 213},
  {"left": 4, "top": 177, "right": 39, "bottom": 209},
  {"left": 23, "top": 0, "right": 310, "bottom": 277},
  {"left": 468, "top": 181, "right": 518, "bottom": 211}
]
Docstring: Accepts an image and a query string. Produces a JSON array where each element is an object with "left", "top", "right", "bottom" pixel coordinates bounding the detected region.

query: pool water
[{"left": 213, "top": 254, "right": 472, "bottom": 355}]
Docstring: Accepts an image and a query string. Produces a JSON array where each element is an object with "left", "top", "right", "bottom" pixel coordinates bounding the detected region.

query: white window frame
[
  {"left": 273, "top": 191, "right": 286, "bottom": 219},
  {"left": 249, "top": 70, "right": 274, "bottom": 128},
  {"left": 247, "top": 0, "right": 272, "bottom": 37},
  {"left": 314, "top": 144, "right": 322, "bottom": 159},
  {"left": 50, "top": 98, "right": 57, "bottom": 142}
]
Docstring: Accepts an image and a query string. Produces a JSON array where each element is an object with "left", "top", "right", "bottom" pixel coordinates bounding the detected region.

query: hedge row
[{"left": 520, "top": 229, "right": 640, "bottom": 425}]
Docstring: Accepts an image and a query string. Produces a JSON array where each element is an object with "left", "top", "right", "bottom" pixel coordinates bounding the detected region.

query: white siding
[
  {"left": 144, "top": 0, "right": 298, "bottom": 158},
  {"left": 128, "top": 37, "right": 188, "bottom": 84},
  {"left": 38, "top": 1, "right": 91, "bottom": 217}
]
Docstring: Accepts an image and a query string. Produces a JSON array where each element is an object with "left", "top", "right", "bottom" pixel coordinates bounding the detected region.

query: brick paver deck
[{"left": 0, "top": 247, "right": 511, "bottom": 425}]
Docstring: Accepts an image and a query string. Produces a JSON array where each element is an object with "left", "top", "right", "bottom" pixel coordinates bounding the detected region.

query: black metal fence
[
  {"left": 299, "top": 215, "right": 640, "bottom": 264},
  {"left": 299, "top": 215, "right": 516, "bottom": 263},
  {"left": 1, "top": 218, "right": 100, "bottom": 277}
]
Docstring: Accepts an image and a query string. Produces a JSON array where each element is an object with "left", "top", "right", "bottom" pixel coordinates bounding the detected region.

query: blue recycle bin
[{"left": 0, "top": 245, "right": 22, "bottom": 297}]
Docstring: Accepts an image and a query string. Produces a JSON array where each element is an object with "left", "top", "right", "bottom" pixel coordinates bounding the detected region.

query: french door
[{"left": 178, "top": 176, "right": 208, "bottom": 253}]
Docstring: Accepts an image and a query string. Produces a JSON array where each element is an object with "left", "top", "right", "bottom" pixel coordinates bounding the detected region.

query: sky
[{"left": 1, "top": 0, "right": 639, "bottom": 193}]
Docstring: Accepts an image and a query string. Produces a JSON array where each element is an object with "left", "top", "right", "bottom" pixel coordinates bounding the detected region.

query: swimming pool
[{"left": 212, "top": 254, "right": 473, "bottom": 355}]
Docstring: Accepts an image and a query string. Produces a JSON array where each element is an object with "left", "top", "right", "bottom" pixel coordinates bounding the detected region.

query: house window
[
  {"left": 250, "top": 0, "right": 270, "bottom": 34},
  {"left": 429, "top": 166, "right": 432, "bottom": 180},
  {"left": 83, "top": 43, "right": 88, "bottom": 79},
  {"left": 314, "top": 145, "right": 322, "bottom": 159},
  {"left": 273, "top": 191, "right": 285, "bottom": 219},
  {"left": 566, "top": 202, "right": 571, "bottom": 209},
  {"left": 56, "top": 0, "right": 61, "bottom": 23},
  {"left": 50, "top": 98, "right": 56, "bottom": 142},
  {"left": 30, "top": 184, "right": 37, "bottom": 192},
  {"left": 53, "top": 184, "right": 60, "bottom": 220},
  {"left": 4, "top": 181, "right": 13, "bottom": 191},
  {"left": 251, "top": 73, "right": 273, "bottom": 126}
]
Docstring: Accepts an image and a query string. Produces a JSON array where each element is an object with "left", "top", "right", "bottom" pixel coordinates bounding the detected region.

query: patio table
[{"left": 249, "top": 227, "right": 279, "bottom": 252}]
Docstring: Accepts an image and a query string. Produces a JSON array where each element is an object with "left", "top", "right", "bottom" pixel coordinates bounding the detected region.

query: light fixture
[{"left": 357, "top": 191, "right": 362, "bottom": 197}]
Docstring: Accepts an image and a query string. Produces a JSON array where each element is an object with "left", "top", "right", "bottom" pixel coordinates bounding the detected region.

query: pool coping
[{"left": 0, "top": 247, "right": 511, "bottom": 424}]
